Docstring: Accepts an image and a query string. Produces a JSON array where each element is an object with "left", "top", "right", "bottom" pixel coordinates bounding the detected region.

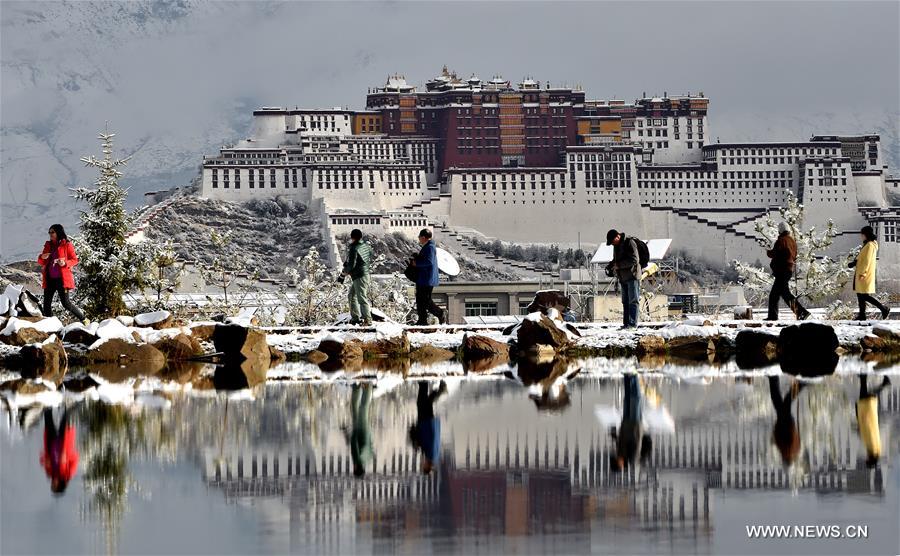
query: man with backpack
[
  {"left": 341, "top": 229, "right": 374, "bottom": 325},
  {"left": 605, "top": 229, "right": 649, "bottom": 329}
]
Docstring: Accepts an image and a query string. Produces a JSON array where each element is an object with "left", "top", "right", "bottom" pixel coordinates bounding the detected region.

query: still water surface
[{"left": 2, "top": 362, "right": 899, "bottom": 555}]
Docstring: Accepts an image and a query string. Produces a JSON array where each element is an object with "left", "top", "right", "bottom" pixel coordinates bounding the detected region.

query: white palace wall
[
  {"left": 201, "top": 165, "right": 431, "bottom": 212},
  {"left": 446, "top": 168, "right": 647, "bottom": 245},
  {"left": 196, "top": 130, "right": 899, "bottom": 274}
]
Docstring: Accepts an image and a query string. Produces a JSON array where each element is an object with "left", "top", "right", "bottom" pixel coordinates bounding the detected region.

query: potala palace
[{"left": 199, "top": 67, "right": 900, "bottom": 280}]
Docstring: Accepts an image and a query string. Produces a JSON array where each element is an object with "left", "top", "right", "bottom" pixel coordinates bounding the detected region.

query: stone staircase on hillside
[
  {"left": 398, "top": 188, "right": 445, "bottom": 211},
  {"left": 126, "top": 190, "right": 187, "bottom": 243},
  {"left": 646, "top": 205, "right": 766, "bottom": 242},
  {"left": 398, "top": 192, "right": 452, "bottom": 224}
]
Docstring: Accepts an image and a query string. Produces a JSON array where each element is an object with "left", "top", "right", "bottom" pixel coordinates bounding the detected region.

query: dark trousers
[
  {"left": 857, "top": 293, "right": 888, "bottom": 319},
  {"left": 416, "top": 381, "right": 439, "bottom": 420},
  {"left": 43, "top": 407, "right": 68, "bottom": 444},
  {"left": 620, "top": 278, "right": 640, "bottom": 327},
  {"left": 415, "top": 286, "right": 443, "bottom": 325},
  {"left": 43, "top": 278, "right": 85, "bottom": 321},
  {"left": 767, "top": 272, "right": 806, "bottom": 319}
]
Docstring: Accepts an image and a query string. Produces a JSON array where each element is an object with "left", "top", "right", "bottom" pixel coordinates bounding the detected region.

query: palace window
[{"left": 465, "top": 302, "right": 498, "bottom": 317}]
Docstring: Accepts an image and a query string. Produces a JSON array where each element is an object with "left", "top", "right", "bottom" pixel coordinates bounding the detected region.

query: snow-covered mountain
[{"left": 1, "top": 1, "right": 250, "bottom": 261}]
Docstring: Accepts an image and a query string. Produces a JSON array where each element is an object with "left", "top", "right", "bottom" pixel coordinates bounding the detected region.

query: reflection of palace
[{"left": 200, "top": 378, "right": 897, "bottom": 551}]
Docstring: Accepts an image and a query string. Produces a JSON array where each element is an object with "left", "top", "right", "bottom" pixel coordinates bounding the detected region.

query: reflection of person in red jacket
[
  {"left": 41, "top": 408, "right": 79, "bottom": 494},
  {"left": 37, "top": 224, "right": 86, "bottom": 322}
]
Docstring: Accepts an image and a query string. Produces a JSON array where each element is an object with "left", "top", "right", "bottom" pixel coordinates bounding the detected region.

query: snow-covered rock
[
  {"left": 116, "top": 315, "right": 135, "bottom": 327},
  {"left": 61, "top": 321, "right": 100, "bottom": 345},
  {"left": 94, "top": 318, "right": 134, "bottom": 343},
  {"left": 1, "top": 285, "right": 23, "bottom": 316},
  {"left": 1, "top": 317, "right": 63, "bottom": 336},
  {"left": 134, "top": 310, "right": 173, "bottom": 329},
  {"left": 374, "top": 321, "right": 405, "bottom": 340}
]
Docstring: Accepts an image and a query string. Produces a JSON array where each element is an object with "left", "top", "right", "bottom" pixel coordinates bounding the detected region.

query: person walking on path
[
  {"left": 346, "top": 384, "right": 374, "bottom": 477},
  {"left": 37, "top": 224, "right": 86, "bottom": 322},
  {"left": 856, "top": 374, "right": 890, "bottom": 468},
  {"left": 40, "top": 407, "right": 79, "bottom": 494},
  {"left": 605, "top": 229, "right": 640, "bottom": 329},
  {"left": 341, "top": 229, "right": 374, "bottom": 325},
  {"left": 765, "top": 222, "right": 810, "bottom": 321},
  {"left": 850, "top": 226, "right": 890, "bottom": 321},
  {"left": 411, "top": 229, "right": 445, "bottom": 326}
]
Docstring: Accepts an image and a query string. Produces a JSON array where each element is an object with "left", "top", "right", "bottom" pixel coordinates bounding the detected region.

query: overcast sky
[{"left": 1, "top": 0, "right": 898, "bottom": 259}]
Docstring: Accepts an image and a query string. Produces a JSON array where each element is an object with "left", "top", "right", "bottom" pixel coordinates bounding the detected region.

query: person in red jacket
[
  {"left": 37, "top": 224, "right": 86, "bottom": 322},
  {"left": 40, "top": 408, "right": 79, "bottom": 494}
]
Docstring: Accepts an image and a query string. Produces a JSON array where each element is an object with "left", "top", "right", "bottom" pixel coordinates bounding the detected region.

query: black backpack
[
  {"left": 631, "top": 237, "right": 650, "bottom": 269},
  {"left": 403, "top": 260, "right": 417, "bottom": 283}
]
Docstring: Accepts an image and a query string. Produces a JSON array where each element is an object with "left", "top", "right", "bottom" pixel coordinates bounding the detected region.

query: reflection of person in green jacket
[
  {"left": 341, "top": 229, "right": 373, "bottom": 325},
  {"left": 857, "top": 374, "right": 890, "bottom": 468},
  {"left": 347, "top": 384, "right": 373, "bottom": 477}
]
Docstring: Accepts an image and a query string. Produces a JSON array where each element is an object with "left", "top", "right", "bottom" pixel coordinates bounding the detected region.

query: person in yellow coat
[
  {"left": 849, "top": 226, "right": 891, "bottom": 320},
  {"left": 856, "top": 374, "right": 890, "bottom": 467}
]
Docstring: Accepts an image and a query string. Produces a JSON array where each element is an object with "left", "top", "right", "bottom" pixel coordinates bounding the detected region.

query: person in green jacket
[{"left": 341, "top": 229, "right": 373, "bottom": 325}]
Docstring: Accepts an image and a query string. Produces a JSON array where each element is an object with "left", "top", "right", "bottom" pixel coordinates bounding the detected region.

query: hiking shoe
[
  {"left": 797, "top": 310, "right": 811, "bottom": 321},
  {"left": 437, "top": 310, "right": 446, "bottom": 325},
  {"left": 881, "top": 307, "right": 890, "bottom": 320}
]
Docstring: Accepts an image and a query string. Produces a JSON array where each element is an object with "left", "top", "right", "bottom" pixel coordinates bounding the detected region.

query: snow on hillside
[
  {"left": 0, "top": 1, "right": 247, "bottom": 261},
  {"left": 144, "top": 196, "right": 323, "bottom": 280}
]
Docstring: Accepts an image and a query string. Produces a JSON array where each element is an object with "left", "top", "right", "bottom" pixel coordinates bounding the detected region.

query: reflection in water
[
  {"left": 199, "top": 375, "right": 896, "bottom": 553},
  {"left": 858, "top": 374, "right": 891, "bottom": 468},
  {"left": 40, "top": 407, "right": 78, "bottom": 494},
  {"left": 75, "top": 402, "right": 176, "bottom": 555},
  {"left": 610, "top": 373, "right": 652, "bottom": 472},
  {"left": 768, "top": 375, "right": 802, "bottom": 466},
  {"left": 3, "top": 368, "right": 899, "bottom": 554},
  {"left": 347, "top": 384, "right": 373, "bottom": 477},
  {"left": 410, "top": 381, "right": 447, "bottom": 475}
]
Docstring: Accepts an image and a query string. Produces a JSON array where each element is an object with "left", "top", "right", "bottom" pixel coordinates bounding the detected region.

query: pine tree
[
  {"left": 72, "top": 130, "right": 154, "bottom": 318},
  {"left": 733, "top": 192, "right": 853, "bottom": 306}
]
